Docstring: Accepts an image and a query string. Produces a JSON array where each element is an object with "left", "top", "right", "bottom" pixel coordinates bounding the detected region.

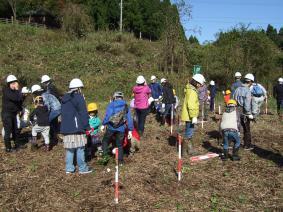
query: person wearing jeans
[
  {"left": 181, "top": 74, "right": 205, "bottom": 155},
  {"left": 220, "top": 99, "right": 241, "bottom": 161},
  {"left": 133, "top": 75, "right": 151, "bottom": 136},
  {"left": 60, "top": 78, "right": 92, "bottom": 174}
]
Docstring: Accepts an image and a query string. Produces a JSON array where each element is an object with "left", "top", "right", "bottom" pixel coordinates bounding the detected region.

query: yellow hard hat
[
  {"left": 227, "top": 99, "right": 237, "bottom": 106},
  {"left": 87, "top": 103, "right": 98, "bottom": 112},
  {"left": 225, "top": 90, "right": 231, "bottom": 95}
]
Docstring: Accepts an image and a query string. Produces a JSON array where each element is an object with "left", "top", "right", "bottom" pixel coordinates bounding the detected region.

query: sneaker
[
  {"left": 5, "top": 148, "right": 16, "bottom": 153},
  {"left": 79, "top": 168, "right": 93, "bottom": 174},
  {"left": 243, "top": 145, "right": 254, "bottom": 151},
  {"left": 66, "top": 171, "right": 75, "bottom": 174}
]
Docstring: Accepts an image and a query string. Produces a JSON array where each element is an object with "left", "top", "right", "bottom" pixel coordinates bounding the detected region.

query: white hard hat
[
  {"left": 160, "top": 78, "right": 167, "bottom": 84},
  {"left": 278, "top": 77, "right": 283, "bottom": 83},
  {"left": 21, "top": 87, "right": 31, "bottom": 94},
  {"left": 41, "top": 75, "right": 51, "bottom": 83},
  {"left": 113, "top": 91, "right": 124, "bottom": 99},
  {"left": 235, "top": 72, "right": 242, "bottom": 78},
  {"left": 210, "top": 80, "right": 215, "bottom": 86},
  {"left": 136, "top": 75, "right": 145, "bottom": 84},
  {"left": 69, "top": 78, "right": 84, "bottom": 89},
  {"left": 244, "top": 73, "right": 254, "bottom": 82},
  {"left": 151, "top": 75, "right": 157, "bottom": 81},
  {"left": 6, "top": 75, "right": 18, "bottom": 83},
  {"left": 192, "top": 74, "right": 206, "bottom": 85},
  {"left": 31, "top": 84, "right": 43, "bottom": 93}
]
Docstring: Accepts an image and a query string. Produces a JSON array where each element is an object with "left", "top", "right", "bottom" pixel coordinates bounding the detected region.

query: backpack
[
  {"left": 251, "top": 84, "right": 264, "bottom": 97},
  {"left": 109, "top": 103, "right": 128, "bottom": 128}
]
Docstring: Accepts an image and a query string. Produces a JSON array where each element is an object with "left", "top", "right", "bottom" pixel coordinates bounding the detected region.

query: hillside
[{"left": 0, "top": 23, "right": 187, "bottom": 102}]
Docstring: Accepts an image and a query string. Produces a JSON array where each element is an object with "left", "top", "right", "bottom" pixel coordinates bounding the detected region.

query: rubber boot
[
  {"left": 31, "top": 137, "right": 38, "bottom": 152},
  {"left": 221, "top": 149, "right": 229, "bottom": 161},
  {"left": 181, "top": 139, "right": 188, "bottom": 156},
  {"left": 232, "top": 147, "right": 241, "bottom": 161},
  {"left": 187, "top": 140, "right": 197, "bottom": 155}
]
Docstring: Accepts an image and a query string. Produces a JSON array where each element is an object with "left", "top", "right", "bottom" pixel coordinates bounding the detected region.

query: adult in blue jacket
[
  {"left": 209, "top": 80, "right": 217, "bottom": 112},
  {"left": 149, "top": 75, "right": 163, "bottom": 99},
  {"left": 60, "top": 78, "right": 92, "bottom": 174},
  {"left": 231, "top": 72, "right": 243, "bottom": 95},
  {"left": 101, "top": 91, "right": 133, "bottom": 164}
]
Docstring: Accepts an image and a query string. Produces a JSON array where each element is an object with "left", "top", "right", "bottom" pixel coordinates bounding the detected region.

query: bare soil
[{"left": 0, "top": 113, "right": 282, "bottom": 211}]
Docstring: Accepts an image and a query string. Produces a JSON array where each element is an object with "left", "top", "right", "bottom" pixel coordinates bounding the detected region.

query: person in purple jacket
[{"left": 133, "top": 75, "right": 151, "bottom": 137}]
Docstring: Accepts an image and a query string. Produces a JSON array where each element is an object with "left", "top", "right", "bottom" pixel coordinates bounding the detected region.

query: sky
[{"left": 178, "top": 0, "right": 283, "bottom": 44}]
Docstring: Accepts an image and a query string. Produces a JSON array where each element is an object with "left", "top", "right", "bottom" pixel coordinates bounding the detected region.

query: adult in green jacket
[{"left": 181, "top": 74, "right": 206, "bottom": 155}]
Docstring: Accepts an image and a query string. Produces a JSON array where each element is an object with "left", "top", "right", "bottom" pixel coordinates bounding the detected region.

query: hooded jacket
[
  {"left": 60, "top": 92, "right": 90, "bottom": 134},
  {"left": 2, "top": 87, "right": 23, "bottom": 114},
  {"left": 198, "top": 84, "right": 208, "bottom": 103},
  {"left": 181, "top": 84, "right": 199, "bottom": 122},
  {"left": 102, "top": 99, "right": 133, "bottom": 133},
  {"left": 133, "top": 85, "right": 151, "bottom": 109}
]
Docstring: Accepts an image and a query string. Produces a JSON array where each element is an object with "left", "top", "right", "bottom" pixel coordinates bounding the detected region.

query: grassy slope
[{"left": 0, "top": 23, "right": 188, "bottom": 103}]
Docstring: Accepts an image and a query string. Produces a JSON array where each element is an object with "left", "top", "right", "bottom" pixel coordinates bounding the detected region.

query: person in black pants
[
  {"left": 273, "top": 78, "right": 283, "bottom": 118},
  {"left": 1, "top": 75, "right": 23, "bottom": 152}
]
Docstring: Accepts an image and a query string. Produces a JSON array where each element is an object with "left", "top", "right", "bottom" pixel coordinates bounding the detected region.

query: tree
[
  {"left": 7, "top": 0, "right": 18, "bottom": 20},
  {"left": 266, "top": 24, "right": 278, "bottom": 45},
  {"left": 188, "top": 35, "right": 199, "bottom": 44}
]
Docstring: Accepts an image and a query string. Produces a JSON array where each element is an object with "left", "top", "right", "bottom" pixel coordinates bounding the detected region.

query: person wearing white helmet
[
  {"left": 181, "top": 74, "right": 205, "bottom": 155},
  {"left": 133, "top": 75, "right": 151, "bottom": 136},
  {"left": 1, "top": 75, "right": 24, "bottom": 152},
  {"left": 31, "top": 84, "right": 61, "bottom": 147},
  {"left": 149, "top": 75, "right": 163, "bottom": 113},
  {"left": 209, "top": 80, "right": 217, "bottom": 112},
  {"left": 101, "top": 91, "right": 134, "bottom": 165},
  {"left": 231, "top": 72, "right": 243, "bottom": 95},
  {"left": 160, "top": 78, "right": 176, "bottom": 125},
  {"left": 232, "top": 73, "right": 254, "bottom": 150},
  {"left": 60, "top": 78, "right": 93, "bottom": 174},
  {"left": 41, "top": 75, "right": 61, "bottom": 100},
  {"left": 273, "top": 77, "right": 283, "bottom": 117}
]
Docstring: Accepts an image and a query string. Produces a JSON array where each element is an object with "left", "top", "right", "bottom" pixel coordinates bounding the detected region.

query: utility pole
[{"left": 120, "top": 0, "right": 123, "bottom": 33}]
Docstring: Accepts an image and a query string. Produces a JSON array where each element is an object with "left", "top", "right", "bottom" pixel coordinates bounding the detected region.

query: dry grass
[{"left": 0, "top": 112, "right": 282, "bottom": 211}]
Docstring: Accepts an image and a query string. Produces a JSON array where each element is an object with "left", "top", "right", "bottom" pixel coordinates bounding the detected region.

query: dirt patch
[{"left": 0, "top": 113, "right": 282, "bottom": 211}]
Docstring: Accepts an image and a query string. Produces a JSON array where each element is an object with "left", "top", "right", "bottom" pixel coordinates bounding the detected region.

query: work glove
[
  {"left": 100, "top": 125, "right": 105, "bottom": 133},
  {"left": 248, "top": 114, "right": 254, "bottom": 120},
  {"left": 86, "top": 130, "right": 91, "bottom": 136},
  {"left": 192, "top": 117, "right": 198, "bottom": 124},
  {"left": 128, "top": 131, "right": 133, "bottom": 140},
  {"left": 162, "top": 103, "right": 165, "bottom": 109}
]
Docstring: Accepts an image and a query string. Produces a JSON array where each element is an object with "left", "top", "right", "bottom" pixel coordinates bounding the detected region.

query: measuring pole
[
  {"left": 170, "top": 104, "right": 174, "bottom": 135},
  {"left": 114, "top": 148, "right": 119, "bottom": 204},
  {"left": 177, "top": 135, "right": 182, "bottom": 181},
  {"left": 218, "top": 104, "right": 221, "bottom": 115}
]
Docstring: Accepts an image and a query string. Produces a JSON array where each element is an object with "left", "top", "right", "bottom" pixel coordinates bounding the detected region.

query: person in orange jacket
[{"left": 224, "top": 90, "right": 231, "bottom": 105}]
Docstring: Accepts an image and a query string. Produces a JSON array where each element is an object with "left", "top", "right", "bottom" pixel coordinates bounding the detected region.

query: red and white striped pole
[
  {"left": 114, "top": 148, "right": 119, "bottom": 204},
  {"left": 177, "top": 135, "right": 182, "bottom": 181},
  {"left": 170, "top": 104, "right": 174, "bottom": 135}
]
